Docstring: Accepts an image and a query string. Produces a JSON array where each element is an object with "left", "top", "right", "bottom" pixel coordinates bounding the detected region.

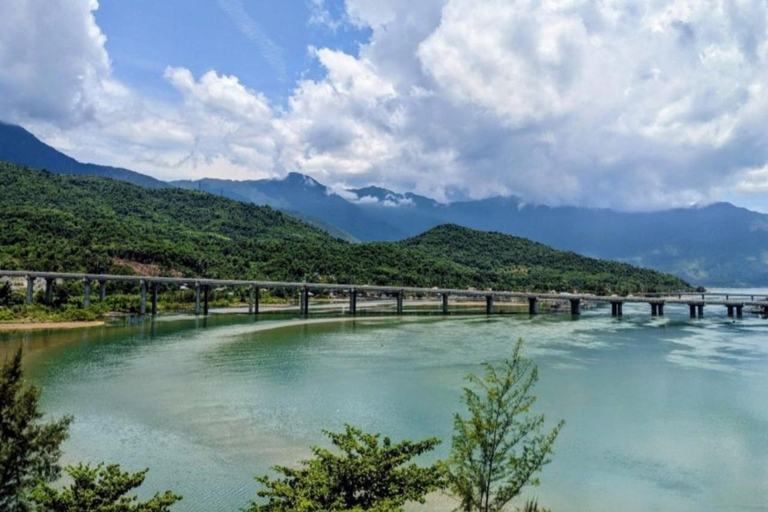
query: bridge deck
[{"left": 1, "top": 269, "right": 766, "bottom": 308}]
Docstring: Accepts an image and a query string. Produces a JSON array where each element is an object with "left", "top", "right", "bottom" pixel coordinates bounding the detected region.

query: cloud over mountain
[{"left": 2, "top": 0, "right": 768, "bottom": 209}]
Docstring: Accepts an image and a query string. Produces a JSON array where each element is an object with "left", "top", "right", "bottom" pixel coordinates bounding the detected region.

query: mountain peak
[
  {"left": 283, "top": 172, "right": 324, "bottom": 189},
  {"left": 347, "top": 185, "right": 437, "bottom": 208}
]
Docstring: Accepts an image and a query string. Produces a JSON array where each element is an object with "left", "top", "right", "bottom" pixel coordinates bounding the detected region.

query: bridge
[{"left": 2, "top": 270, "right": 766, "bottom": 319}]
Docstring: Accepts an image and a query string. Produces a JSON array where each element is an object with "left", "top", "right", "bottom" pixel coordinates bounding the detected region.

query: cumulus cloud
[
  {"left": 735, "top": 165, "right": 768, "bottom": 194},
  {"left": 3, "top": 0, "right": 768, "bottom": 209},
  {"left": 0, "top": 0, "right": 111, "bottom": 125},
  {"left": 411, "top": 0, "right": 768, "bottom": 206}
]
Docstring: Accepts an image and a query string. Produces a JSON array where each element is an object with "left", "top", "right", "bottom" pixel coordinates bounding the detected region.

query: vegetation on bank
[
  {"left": 2, "top": 340, "right": 561, "bottom": 512},
  {"left": 0, "top": 281, "right": 290, "bottom": 323},
  {"left": 0, "top": 162, "right": 691, "bottom": 299}
]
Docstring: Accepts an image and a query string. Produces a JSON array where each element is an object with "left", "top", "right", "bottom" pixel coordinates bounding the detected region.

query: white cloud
[
  {"left": 0, "top": 0, "right": 110, "bottom": 124},
  {"left": 735, "top": 165, "right": 768, "bottom": 194},
  {"left": 164, "top": 67, "right": 273, "bottom": 124},
  {"left": 307, "top": 0, "right": 346, "bottom": 31},
  {"left": 4, "top": 0, "right": 768, "bottom": 210},
  {"left": 272, "top": 48, "right": 410, "bottom": 181}
]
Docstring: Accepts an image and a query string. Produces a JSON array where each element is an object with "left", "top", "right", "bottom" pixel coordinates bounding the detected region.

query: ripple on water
[{"left": 13, "top": 309, "right": 768, "bottom": 512}]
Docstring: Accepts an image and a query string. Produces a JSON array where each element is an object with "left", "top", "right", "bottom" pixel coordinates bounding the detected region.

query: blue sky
[
  {"left": 95, "top": 0, "right": 369, "bottom": 105},
  {"left": 1, "top": 0, "right": 768, "bottom": 212}
]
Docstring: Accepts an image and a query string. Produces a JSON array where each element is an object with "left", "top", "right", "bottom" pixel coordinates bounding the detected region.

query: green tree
[
  {"left": 249, "top": 425, "right": 445, "bottom": 512},
  {"left": 448, "top": 339, "right": 564, "bottom": 512},
  {"left": 31, "top": 463, "right": 181, "bottom": 512},
  {"left": 0, "top": 281, "right": 15, "bottom": 307},
  {"left": 0, "top": 349, "right": 72, "bottom": 512}
]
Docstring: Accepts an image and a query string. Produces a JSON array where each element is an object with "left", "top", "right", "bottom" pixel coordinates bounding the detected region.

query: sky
[{"left": 1, "top": 0, "right": 768, "bottom": 212}]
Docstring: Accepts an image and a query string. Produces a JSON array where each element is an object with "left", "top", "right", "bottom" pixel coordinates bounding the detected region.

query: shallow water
[{"left": 3, "top": 302, "right": 768, "bottom": 512}]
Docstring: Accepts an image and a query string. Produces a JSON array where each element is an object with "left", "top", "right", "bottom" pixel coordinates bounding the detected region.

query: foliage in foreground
[
  {"left": 2, "top": 338, "right": 563, "bottom": 512},
  {"left": 31, "top": 463, "right": 181, "bottom": 512},
  {"left": 248, "top": 425, "right": 445, "bottom": 512},
  {"left": 0, "top": 349, "right": 72, "bottom": 512},
  {"left": 0, "top": 350, "right": 180, "bottom": 512},
  {"left": 518, "top": 499, "right": 552, "bottom": 512},
  {"left": 447, "top": 339, "right": 564, "bottom": 512}
]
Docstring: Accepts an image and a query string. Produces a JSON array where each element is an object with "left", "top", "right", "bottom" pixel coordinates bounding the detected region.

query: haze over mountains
[{"left": 2, "top": 122, "right": 766, "bottom": 287}]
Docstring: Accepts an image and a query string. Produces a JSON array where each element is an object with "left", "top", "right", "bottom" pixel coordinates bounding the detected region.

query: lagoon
[{"left": 3, "top": 302, "right": 768, "bottom": 512}]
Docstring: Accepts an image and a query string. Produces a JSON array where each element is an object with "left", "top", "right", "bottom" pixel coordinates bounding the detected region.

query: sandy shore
[{"left": 0, "top": 321, "right": 106, "bottom": 332}]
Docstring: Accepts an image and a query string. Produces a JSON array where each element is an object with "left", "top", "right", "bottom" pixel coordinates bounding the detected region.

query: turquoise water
[{"left": 3, "top": 303, "right": 768, "bottom": 511}]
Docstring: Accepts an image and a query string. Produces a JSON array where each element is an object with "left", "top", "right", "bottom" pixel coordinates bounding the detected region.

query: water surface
[{"left": 3, "top": 303, "right": 768, "bottom": 512}]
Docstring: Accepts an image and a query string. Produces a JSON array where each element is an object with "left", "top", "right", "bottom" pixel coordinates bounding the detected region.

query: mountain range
[
  {"left": 0, "top": 161, "right": 686, "bottom": 294},
  {"left": 1, "top": 122, "right": 765, "bottom": 287}
]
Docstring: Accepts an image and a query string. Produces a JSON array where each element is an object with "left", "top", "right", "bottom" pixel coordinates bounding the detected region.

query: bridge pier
[
  {"left": 697, "top": 304, "right": 704, "bottom": 318},
  {"left": 658, "top": 302, "right": 664, "bottom": 316},
  {"left": 651, "top": 302, "right": 665, "bottom": 317},
  {"left": 99, "top": 280, "right": 107, "bottom": 301},
  {"left": 83, "top": 279, "right": 91, "bottom": 308},
  {"left": 611, "top": 301, "right": 623, "bottom": 317},
  {"left": 442, "top": 293, "right": 449, "bottom": 315},
  {"left": 736, "top": 304, "right": 743, "bottom": 319},
  {"left": 151, "top": 283, "right": 159, "bottom": 315},
  {"left": 194, "top": 283, "right": 201, "bottom": 315},
  {"left": 688, "top": 304, "right": 696, "bottom": 319},
  {"left": 727, "top": 305, "right": 734, "bottom": 318},
  {"left": 301, "top": 286, "right": 309, "bottom": 316},
  {"left": 486, "top": 295, "right": 494, "bottom": 315},
  {"left": 26, "top": 275, "right": 34, "bottom": 304},
  {"left": 248, "top": 285, "right": 256, "bottom": 315},
  {"left": 44, "top": 278, "right": 54, "bottom": 305},
  {"left": 570, "top": 298, "right": 581, "bottom": 316},
  {"left": 397, "top": 290, "right": 404, "bottom": 315},
  {"left": 203, "top": 285, "right": 210, "bottom": 316},
  {"left": 139, "top": 280, "right": 147, "bottom": 315},
  {"left": 528, "top": 297, "right": 539, "bottom": 315},
  {"left": 349, "top": 289, "right": 357, "bottom": 316}
]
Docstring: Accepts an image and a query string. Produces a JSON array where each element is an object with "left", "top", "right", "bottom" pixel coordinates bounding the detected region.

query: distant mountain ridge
[
  {"left": 0, "top": 122, "right": 167, "bottom": 189},
  {"left": 0, "top": 121, "right": 766, "bottom": 286},
  {"left": 341, "top": 187, "right": 768, "bottom": 286},
  {"left": 171, "top": 173, "right": 403, "bottom": 241}
]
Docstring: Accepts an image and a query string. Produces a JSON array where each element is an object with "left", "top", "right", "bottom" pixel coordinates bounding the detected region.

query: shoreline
[{"left": 0, "top": 320, "right": 106, "bottom": 332}]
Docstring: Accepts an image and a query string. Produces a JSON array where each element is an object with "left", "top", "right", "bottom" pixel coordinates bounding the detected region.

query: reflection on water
[{"left": 2, "top": 303, "right": 768, "bottom": 512}]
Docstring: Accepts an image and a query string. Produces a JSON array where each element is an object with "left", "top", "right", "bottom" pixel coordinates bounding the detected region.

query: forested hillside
[
  {"left": 0, "top": 162, "right": 691, "bottom": 293},
  {"left": 404, "top": 225, "right": 688, "bottom": 294}
]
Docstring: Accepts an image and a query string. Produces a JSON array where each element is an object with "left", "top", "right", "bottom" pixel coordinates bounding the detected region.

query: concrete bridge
[{"left": 2, "top": 270, "right": 766, "bottom": 319}]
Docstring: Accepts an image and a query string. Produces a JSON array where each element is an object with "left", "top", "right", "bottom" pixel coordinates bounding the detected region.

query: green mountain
[
  {"left": 0, "top": 162, "right": 690, "bottom": 293},
  {"left": 404, "top": 225, "right": 688, "bottom": 294}
]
